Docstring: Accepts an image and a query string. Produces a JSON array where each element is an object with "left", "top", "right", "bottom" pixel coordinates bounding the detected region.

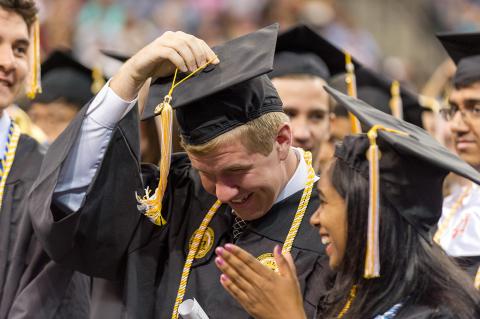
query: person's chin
[
  {"left": 457, "top": 149, "right": 480, "bottom": 167},
  {"left": 0, "top": 94, "right": 14, "bottom": 109}
]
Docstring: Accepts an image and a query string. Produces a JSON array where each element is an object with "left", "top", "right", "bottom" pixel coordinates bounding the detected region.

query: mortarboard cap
[
  {"left": 324, "top": 85, "right": 480, "bottom": 278},
  {"left": 104, "top": 24, "right": 282, "bottom": 145},
  {"left": 270, "top": 24, "right": 360, "bottom": 79},
  {"left": 437, "top": 32, "right": 480, "bottom": 87},
  {"left": 33, "top": 50, "right": 105, "bottom": 108}
]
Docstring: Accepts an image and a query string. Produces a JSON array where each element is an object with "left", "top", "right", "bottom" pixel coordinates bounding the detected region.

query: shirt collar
[
  {"left": 274, "top": 147, "right": 319, "bottom": 204},
  {"left": 0, "top": 113, "right": 11, "bottom": 158}
]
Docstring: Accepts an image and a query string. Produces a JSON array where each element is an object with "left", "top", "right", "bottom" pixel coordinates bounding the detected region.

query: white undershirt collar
[{"left": 274, "top": 147, "right": 319, "bottom": 204}]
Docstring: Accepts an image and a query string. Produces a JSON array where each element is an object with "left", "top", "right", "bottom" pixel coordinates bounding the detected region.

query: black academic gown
[
  {"left": 0, "top": 134, "right": 92, "bottom": 319},
  {"left": 29, "top": 105, "right": 332, "bottom": 319},
  {"left": 0, "top": 134, "right": 44, "bottom": 317}
]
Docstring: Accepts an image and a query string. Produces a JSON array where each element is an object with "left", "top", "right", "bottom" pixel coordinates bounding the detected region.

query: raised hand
[
  {"left": 215, "top": 244, "right": 307, "bottom": 319},
  {"left": 111, "top": 31, "right": 219, "bottom": 101}
]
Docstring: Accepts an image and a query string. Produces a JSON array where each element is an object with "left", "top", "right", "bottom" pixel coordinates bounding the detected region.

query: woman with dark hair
[{"left": 214, "top": 87, "right": 480, "bottom": 318}]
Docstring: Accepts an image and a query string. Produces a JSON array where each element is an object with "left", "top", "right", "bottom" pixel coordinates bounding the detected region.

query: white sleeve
[{"left": 53, "top": 81, "right": 138, "bottom": 212}]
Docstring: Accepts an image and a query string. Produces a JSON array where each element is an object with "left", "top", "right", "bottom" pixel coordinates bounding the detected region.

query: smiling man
[
  {"left": 29, "top": 25, "right": 331, "bottom": 318},
  {"left": 0, "top": 0, "right": 46, "bottom": 313},
  {"left": 269, "top": 25, "right": 343, "bottom": 172},
  {"left": 0, "top": 2, "right": 98, "bottom": 319},
  {"left": 437, "top": 32, "right": 480, "bottom": 288}
]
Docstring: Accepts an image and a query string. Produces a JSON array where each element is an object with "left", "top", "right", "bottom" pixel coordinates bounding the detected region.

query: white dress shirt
[
  {"left": 0, "top": 113, "right": 12, "bottom": 160},
  {"left": 438, "top": 182, "right": 480, "bottom": 257}
]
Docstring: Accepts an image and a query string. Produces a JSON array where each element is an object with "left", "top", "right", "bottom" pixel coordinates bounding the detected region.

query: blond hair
[{"left": 181, "top": 112, "right": 289, "bottom": 156}]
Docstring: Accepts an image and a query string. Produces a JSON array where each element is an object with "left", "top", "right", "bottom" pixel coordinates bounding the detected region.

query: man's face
[
  {"left": 272, "top": 77, "right": 331, "bottom": 160},
  {"left": 188, "top": 131, "right": 291, "bottom": 221},
  {"left": 448, "top": 83, "right": 480, "bottom": 169},
  {"left": 0, "top": 7, "right": 29, "bottom": 110},
  {"left": 28, "top": 101, "right": 79, "bottom": 143}
]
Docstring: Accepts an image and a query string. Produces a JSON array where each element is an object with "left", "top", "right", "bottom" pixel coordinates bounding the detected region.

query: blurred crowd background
[{"left": 35, "top": 0, "right": 480, "bottom": 88}]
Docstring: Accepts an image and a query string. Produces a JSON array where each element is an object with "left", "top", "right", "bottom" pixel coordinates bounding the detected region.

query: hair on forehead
[{"left": 181, "top": 112, "right": 289, "bottom": 157}]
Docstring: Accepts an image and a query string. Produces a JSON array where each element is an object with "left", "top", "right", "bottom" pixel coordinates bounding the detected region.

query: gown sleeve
[{"left": 28, "top": 99, "right": 151, "bottom": 280}]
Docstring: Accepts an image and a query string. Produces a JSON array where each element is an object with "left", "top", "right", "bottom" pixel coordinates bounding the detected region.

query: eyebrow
[
  {"left": 14, "top": 38, "right": 30, "bottom": 47},
  {"left": 463, "top": 98, "right": 480, "bottom": 104},
  {"left": 221, "top": 164, "right": 253, "bottom": 173}
]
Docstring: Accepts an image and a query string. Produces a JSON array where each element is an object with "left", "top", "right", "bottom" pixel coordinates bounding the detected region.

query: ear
[{"left": 275, "top": 122, "right": 292, "bottom": 161}]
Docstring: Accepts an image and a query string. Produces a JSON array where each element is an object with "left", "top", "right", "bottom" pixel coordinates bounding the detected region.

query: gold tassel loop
[
  {"left": 364, "top": 125, "right": 408, "bottom": 278},
  {"left": 344, "top": 52, "right": 361, "bottom": 134},
  {"left": 389, "top": 80, "right": 403, "bottom": 120},
  {"left": 136, "top": 56, "right": 218, "bottom": 226},
  {"left": 26, "top": 18, "right": 42, "bottom": 99}
]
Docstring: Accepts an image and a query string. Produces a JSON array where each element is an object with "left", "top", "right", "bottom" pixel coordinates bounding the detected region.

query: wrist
[{"left": 110, "top": 61, "right": 145, "bottom": 101}]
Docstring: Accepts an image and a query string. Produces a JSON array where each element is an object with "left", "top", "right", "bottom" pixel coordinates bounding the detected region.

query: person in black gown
[{"left": 214, "top": 87, "right": 480, "bottom": 318}]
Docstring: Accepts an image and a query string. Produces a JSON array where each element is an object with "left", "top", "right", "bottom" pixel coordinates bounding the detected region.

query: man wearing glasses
[{"left": 437, "top": 32, "right": 480, "bottom": 289}]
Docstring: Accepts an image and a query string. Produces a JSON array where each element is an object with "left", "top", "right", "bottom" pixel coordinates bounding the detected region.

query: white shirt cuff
[{"left": 86, "top": 79, "right": 138, "bottom": 129}]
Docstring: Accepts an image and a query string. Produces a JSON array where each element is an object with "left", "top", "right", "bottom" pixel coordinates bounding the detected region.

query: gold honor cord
[
  {"left": 337, "top": 285, "right": 358, "bottom": 318},
  {"left": 434, "top": 181, "right": 472, "bottom": 244},
  {"left": 170, "top": 151, "right": 316, "bottom": 319},
  {"left": 344, "top": 52, "right": 362, "bottom": 134},
  {"left": 136, "top": 57, "right": 218, "bottom": 226},
  {"left": 432, "top": 182, "right": 480, "bottom": 290},
  {"left": 0, "top": 123, "right": 21, "bottom": 210},
  {"left": 365, "top": 125, "right": 408, "bottom": 279},
  {"left": 282, "top": 150, "right": 315, "bottom": 254}
]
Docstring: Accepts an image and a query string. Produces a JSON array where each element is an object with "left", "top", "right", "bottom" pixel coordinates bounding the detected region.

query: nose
[
  {"left": 450, "top": 111, "right": 470, "bottom": 134},
  {"left": 292, "top": 118, "right": 311, "bottom": 144},
  {"left": 215, "top": 180, "right": 239, "bottom": 203},
  {"left": 0, "top": 45, "right": 15, "bottom": 73},
  {"left": 310, "top": 207, "right": 321, "bottom": 228}
]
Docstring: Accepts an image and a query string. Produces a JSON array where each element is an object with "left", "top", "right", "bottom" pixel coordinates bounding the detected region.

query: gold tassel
[
  {"left": 389, "top": 80, "right": 403, "bottom": 120},
  {"left": 91, "top": 66, "right": 105, "bottom": 94},
  {"left": 26, "top": 18, "right": 42, "bottom": 99},
  {"left": 364, "top": 125, "right": 409, "bottom": 278},
  {"left": 135, "top": 95, "right": 172, "bottom": 226},
  {"left": 135, "top": 56, "right": 218, "bottom": 226},
  {"left": 344, "top": 52, "right": 361, "bottom": 134},
  {"left": 365, "top": 126, "right": 381, "bottom": 278}
]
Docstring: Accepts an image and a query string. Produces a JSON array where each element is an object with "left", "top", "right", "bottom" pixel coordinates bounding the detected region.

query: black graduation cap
[
  {"left": 270, "top": 24, "right": 360, "bottom": 80},
  {"left": 355, "top": 67, "right": 424, "bottom": 128},
  {"left": 34, "top": 50, "right": 105, "bottom": 108},
  {"left": 437, "top": 31, "right": 480, "bottom": 87},
  {"left": 323, "top": 85, "right": 480, "bottom": 278},
  {"left": 104, "top": 24, "right": 282, "bottom": 145},
  {"left": 157, "top": 25, "right": 281, "bottom": 147}
]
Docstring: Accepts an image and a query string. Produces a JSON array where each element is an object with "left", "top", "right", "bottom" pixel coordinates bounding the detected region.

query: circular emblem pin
[
  {"left": 256, "top": 253, "right": 278, "bottom": 272},
  {"left": 189, "top": 227, "right": 215, "bottom": 259}
]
